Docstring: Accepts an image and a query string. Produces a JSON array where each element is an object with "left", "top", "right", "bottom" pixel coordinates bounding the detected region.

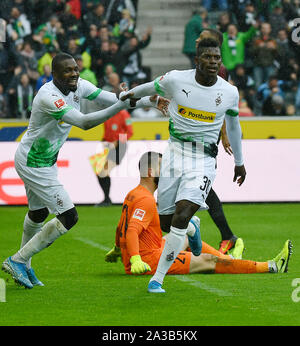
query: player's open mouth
[
  {"left": 68, "top": 78, "right": 78, "bottom": 85},
  {"left": 207, "top": 67, "right": 218, "bottom": 72}
]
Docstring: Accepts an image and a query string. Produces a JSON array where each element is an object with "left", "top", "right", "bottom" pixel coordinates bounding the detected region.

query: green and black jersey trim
[{"left": 226, "top": 109, "right": 239, "bottom": 117}]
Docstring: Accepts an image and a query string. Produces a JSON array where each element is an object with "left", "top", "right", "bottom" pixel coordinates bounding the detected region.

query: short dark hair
[
  {"left": 196, "top": 38, "right": 220, "bottom": 57},
  {"left": 198, "top": 28, "right": 223, "bottom": 46},
  {"left": 138, "top": 151, "right": 162, "bottom": 177},
  {"left": 51, "top": 52, "right": 74, "bottom": 73}
]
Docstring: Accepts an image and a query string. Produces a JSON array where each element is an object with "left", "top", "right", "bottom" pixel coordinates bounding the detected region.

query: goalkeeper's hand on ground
[
  {"left": 105, "top": 245, "right": 121, "bottom": 263},
  {"left": 130, "top": 255, "right": 151, "bottom": 274}
]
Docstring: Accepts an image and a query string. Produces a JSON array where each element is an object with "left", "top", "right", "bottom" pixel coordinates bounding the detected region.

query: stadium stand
[{"left": 0, "top": 0, "right": 300, "bottom": 118}]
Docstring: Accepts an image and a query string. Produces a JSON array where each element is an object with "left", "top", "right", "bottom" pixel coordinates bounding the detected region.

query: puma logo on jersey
[{"left": 182, "top": 89, "right": 191, "bottom": 97}]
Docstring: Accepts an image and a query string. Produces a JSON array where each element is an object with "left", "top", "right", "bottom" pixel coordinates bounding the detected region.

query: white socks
[
  {"left": 186, "top": 220, "right": 196, "bottom": 237},
  {"left": 18, "top": 214, "right": 43, "bottom": 269},
  {"left": 151, "top": 226, "right": 187, "bottom": 284},
  {"left": 12, "top": 218, "right": 68, "bottom": 264}
]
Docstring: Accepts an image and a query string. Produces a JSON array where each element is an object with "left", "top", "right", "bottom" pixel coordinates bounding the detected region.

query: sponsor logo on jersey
[
  {"left": 54, "top": 99, "right": 65, "bottom": 109},
  {"left": 177, "top": 105, "right": 216, "bottom": 122},
  {"left": 73, "top": 94, "right": 79, "bottom": 103},
  {"left": 133, "top": 208, "right": 145, "bottom": 221}
]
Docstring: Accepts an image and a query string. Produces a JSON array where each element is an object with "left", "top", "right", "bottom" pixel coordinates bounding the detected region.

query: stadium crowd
[
  {"left": 0, "top": 0, "right": 152, "bottom": 119},
  {"left": 1, "top": 0, "right": 300, "bottom": 118},
  {"left": 183, "top": 0, "right": 300, "bottom": 116}
]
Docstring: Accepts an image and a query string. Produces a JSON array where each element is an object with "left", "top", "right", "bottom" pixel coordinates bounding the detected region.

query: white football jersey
[
  {"left": 154, "top": 69, "right": 239, "bottom": 144},
  {"left": 16, "top": 78, "right": 101, "bottom": 168}
]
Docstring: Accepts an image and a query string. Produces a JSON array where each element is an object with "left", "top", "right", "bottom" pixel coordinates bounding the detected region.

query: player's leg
[
  {"left": 206, "top": 188, "right": 238, "bottom": 253},
  {"left": 5, "top": 171, "right": 76, "bottom": 288},
  {"left": 189, "top": 240, "right": 293, "bottom": 274},
  {"left": 149, "top": 199, "right": 200, "bottom": 291}
]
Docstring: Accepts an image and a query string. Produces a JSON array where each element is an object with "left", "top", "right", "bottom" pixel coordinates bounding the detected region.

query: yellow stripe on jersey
[{"left": 177, "top": 105, "right": 216, "bottom": 123}]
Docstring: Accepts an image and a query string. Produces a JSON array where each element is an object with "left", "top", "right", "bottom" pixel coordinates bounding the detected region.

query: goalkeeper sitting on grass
[{"left": 105, "top": 151, "right": 292, "bottom": 283}]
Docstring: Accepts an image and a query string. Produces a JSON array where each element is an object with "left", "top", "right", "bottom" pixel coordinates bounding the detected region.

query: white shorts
[
  {"left": 14, "top": 155, "right": 74, "bottom": 215},
  {"left": 157, "top": 141, "right": 216, "bottom": 215}
]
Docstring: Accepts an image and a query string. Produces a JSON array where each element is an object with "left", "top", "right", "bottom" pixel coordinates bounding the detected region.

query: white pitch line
[
  {"left": 74, "top": 237, "right": 110, "bottom": 252},
  {"left": 173, "top": 275, "right": 233, "bottom": 297}
]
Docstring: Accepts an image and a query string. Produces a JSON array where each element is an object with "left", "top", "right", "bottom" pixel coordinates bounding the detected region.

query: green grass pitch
[{"left": 0, "top": 203, "right": 300, "bottom": 326}]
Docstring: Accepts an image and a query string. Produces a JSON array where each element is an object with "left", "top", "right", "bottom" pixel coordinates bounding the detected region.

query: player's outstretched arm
[
  {"left": 61, "top": 98, "right": 130, "bottom": 130},
  {"left": 121, "top": 80, "right": 157, "bottom": 100},
  {"left": 225, "top": 113, "right": 246, "bottom": 186}
]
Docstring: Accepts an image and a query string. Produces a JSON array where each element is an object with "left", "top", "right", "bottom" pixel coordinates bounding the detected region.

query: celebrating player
[
  {"left": 197, "top": 28, "right": 240, "bottom": 254},
  {"left": 105, "top": 151, "right": 292, "bottom": 288},
  {"left": 1, "top": 53, "right": 168, "bottom": 289},
  {"left": 121, "top": 38, "right": 247, "bottom": 293}
]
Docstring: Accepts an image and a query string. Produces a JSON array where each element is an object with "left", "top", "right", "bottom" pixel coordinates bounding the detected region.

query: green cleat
[
  {"left": 228, "top": 238, "right": 245, "bottom": 259},
  {"left": 271, "top": 240, "right": 293, "bottom": 273}
]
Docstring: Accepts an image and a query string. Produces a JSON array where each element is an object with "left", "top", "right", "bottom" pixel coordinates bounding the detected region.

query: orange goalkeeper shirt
[{"left": 115, "top": 184, "right": 163, "bottom": 273}]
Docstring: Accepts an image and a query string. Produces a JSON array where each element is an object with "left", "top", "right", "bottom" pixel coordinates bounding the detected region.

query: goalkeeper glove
[
  {"left": 130, "top": 255, "right": 151, "bottom": 274},
  {"left": 105, "top": 245, "right": 121, "bottom": 263}
]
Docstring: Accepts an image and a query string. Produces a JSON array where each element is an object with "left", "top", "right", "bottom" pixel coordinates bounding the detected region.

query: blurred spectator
[
  {"left": 276, "top": 29, "right": 292, "bottom": 70},
  {"left": 104, "top": 0, "right": 137, "bottom": 27},
  {"left": 238, "top": 90, "right": 255, "bottom": 116},
  {"left": 203, "top": 0, "right": 228, "bottom": 11},
  {"left": 36, "top": 64, "right": 52, "bottom": 91},
  {"left": 286, "top": 103, "right": 296, "bottom": 115},
  {"left": 216, "top": 11, "right": 231, "bottom": 33},
  {"left": 66, "top": 38, "right": 82, "bottom": 56},
  {"left": 182, "top": 8, "right": 207, "bottom": 68},
  {"left": 0, "top": 84, "right": 8, "bottom": 118},
  {"left": 10, "top": 73, "right": 33, "bottom": 119},
  {"left": 235, "top": 1, "right": 258, "bottom": 32},
  {"left": 83, "top": 3, "right": 107, "bottom": 30},
  {"left": 18, "top": 41, "right": 40, "bottom": 83},
  {"left": 229, "top": 64, "right": 256, "bottom": 109},
  {"left": 251, "top": 22, "right": 279, "bottom": 86},
  {"left": 102, "top": 72, "right": 120, "bottom": 92},
  {"left": 0, "top": 41, "right": 13, "bottom": 90},
  {"left": 99, "top": 64, "right": 117, "bottom": 88},
  {"left": 262, "top": 94, "right": 287, "bottom": 116},
  {"left": 119, "top": 9, "right": 135, "bottom": 35},
  {"left": 221, "top": 23, "right": 258, "bottom": 71},
  {"left": 37, "top": 45, "right": 58, "bottom": 75},
  {"left": 75, "top": 55, "right": 98, "bottom": 86},
  {"left": 67, "top": 0, "right": 82, "bottom": 20},
  {"left": 58, "top": 1, "right": 82, "bottom": 38},
  {"left": 121, "top": 28, "right": 152, "bottom": 86},
  {"left": 256, "top": 75, "right": 291, "bottom": 114},
  {"left": 82, "top": 24, "right": 102, "bottom": 56},
  {"left": 92, "top": 39, "right": 111, "bottom": 80},
  {"left": 6, "top": 7, "right": 31, "bottom": 46},
  {"left": 269, "top": 2, "right": 288, "bottom": 37}
]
